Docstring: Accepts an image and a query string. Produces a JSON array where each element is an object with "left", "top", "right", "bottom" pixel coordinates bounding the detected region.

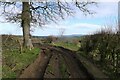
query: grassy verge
[
  {"left": 2, "top": 48, "right": 40, "bottom": 78},
  {"left": 2, "top": 35, "right": 41, "bottom": 78}
]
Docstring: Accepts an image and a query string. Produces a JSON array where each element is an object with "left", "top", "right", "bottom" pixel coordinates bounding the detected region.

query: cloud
[
  {"left": 74, "top": 23, "right": 101, "bottom": 28},
  {"left": 93, "top": 2, "right": 117, "bottom": 18},
  {"left": 74, "top": 2, "right": 117, "bottom": 20},
  {"left": 97, "top": 0, "right": 119, "bottom": 2},
  {"left": 65, "top": 23, "right": 103, "bottom": 34},
  {"left": 35, "top": 22, "right": 103, "bottom": 35},
  {"left": 0, "top": 23, "right": 22, "bottom": 35},
  {"left": 45, "top": 21, "right": 102, "bottom": 30},
  {"left": 43, "top": 0, "right": 120, "bottom": 2}
]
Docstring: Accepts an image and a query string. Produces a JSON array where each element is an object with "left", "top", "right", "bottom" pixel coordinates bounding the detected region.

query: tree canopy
[{"left": 0, "top": 1, "right": 96, "bottom": 27}]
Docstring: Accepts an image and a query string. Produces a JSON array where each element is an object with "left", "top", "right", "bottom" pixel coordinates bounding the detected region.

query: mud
[{"left": 18, "top": 45, "right": 107, "bottom": 79}]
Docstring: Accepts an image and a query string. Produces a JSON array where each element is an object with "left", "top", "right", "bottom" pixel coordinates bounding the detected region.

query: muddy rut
[{"left": 18, "top": 45, "right": 104, "bottom": 79}]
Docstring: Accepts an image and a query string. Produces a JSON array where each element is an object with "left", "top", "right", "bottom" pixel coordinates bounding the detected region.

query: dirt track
[
  {"left": 18, "top": 44, "right": 107, "bottom": 79},
  {"left": 54, "top": 47, "right": 91, "bottom": 79}
]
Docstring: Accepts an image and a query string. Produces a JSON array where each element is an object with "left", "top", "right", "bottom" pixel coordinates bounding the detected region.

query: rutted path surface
[
  {"left": 55, "top": 47, "right": 90, "bottom": 78},
  {"left": 18, "top": 44, "right": 108, "bottom": 79},
  {"left": 44, "top": 50, "right": 62, "bottom": 78}
]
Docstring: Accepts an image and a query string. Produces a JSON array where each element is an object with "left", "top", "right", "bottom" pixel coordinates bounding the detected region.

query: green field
[{"left": 53, "top": 42, "right": 80, "bottom": 51}]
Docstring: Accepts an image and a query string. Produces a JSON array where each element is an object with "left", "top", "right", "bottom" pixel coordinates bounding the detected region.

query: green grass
[
  {"left": 2, "top": 35, "right": 41, "bottom": 78},
  {"left": 47, "top": 64, "right": 53, "bottom": 72},
  {"left": 2, "top": 48, "right": 40, "bottom": 78},
  {"left": 53, "top": 42, "right": 79, "bottom": 51},
  {"left": 59, "top": 56, "right": 69, "bottom": 78}
]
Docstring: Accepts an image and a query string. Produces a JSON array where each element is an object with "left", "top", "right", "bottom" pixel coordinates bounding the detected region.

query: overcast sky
[{"left": 0, "top": 1, "right": 118, "bottom": 36}]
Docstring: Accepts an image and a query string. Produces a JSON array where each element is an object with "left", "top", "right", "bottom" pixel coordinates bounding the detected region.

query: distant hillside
[
  {"left": 1, "top": 34, "right": 85, "bottom": 39},
  {"left": 62, "top": 34, "right": 84, "bottom": 38}
]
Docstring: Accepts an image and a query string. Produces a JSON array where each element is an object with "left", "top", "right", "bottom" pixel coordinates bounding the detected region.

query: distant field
[
  {"left": 53, "top": 42, "right": 80, "bottom": 51},
  {"left": 52, "top": 36, "right": 82, "bottom": 51}
]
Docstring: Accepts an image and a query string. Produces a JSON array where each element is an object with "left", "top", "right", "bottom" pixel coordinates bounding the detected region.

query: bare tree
[
  {"left": 59, "top": 28, "right": 65, "bottom": 37},
  {"left": 0, "top": 1, "right": 96, "bottom": 48}
]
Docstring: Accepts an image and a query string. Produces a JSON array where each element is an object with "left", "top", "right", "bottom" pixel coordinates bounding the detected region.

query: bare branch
[{"left": 0, "top": 1, "right": 97, "bottom": 26}]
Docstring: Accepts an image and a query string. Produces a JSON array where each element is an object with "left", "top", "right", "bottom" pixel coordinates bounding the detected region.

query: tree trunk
[{"left": 22, "top": 2, "right": 31, "bottom": 48}]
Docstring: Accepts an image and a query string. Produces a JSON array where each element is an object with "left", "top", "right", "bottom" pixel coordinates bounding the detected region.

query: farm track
[
  {"left": 53, "top": 47, "right": 91, "bottom": 79},
  {"left": 18, "top": 44, "right": 103, "bottom": 79}
]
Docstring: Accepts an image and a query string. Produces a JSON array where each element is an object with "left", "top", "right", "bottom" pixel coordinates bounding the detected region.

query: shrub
[{"left": 79, "top": 29, "right": 120, "bottom": 78}]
